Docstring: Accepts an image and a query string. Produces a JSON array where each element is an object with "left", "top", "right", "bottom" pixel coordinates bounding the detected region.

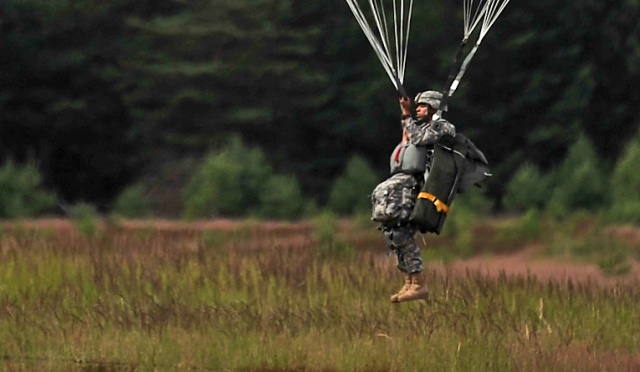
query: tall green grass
[{"left": 0, "top": 220, "right": 638, "bottom": 370}]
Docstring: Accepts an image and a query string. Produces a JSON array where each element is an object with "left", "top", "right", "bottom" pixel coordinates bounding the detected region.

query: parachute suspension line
[
  {"left": 463, "top": 0, "right": 488, "bottom": 41},
  {"left": 343, "top": 0, "right": 412, "bottom": 97},
  {"left": 343, "top": 0, "right": 509, "bottom": 104},
  {"left": 446, "top": 0, "right": 512, "bottom": 100},
  {"left": 401, "top": 0, "right": 414, "bottom": 82},
  {"left": 478, "top": 0, "right": 511, "bottom": 42},
  {"left": 344, "top": 0, "right": 397, "bottom": 89},
  {"left": 369, "top": 0, "right": 390, "bottom": 61},
  {"left": 394, "top": 0, "right": 401, "bottom": 80}
]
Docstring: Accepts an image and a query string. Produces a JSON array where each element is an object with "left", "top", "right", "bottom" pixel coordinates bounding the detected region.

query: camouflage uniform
[{"left": 375, "top": 91, "right": 456, "bottom": 274}]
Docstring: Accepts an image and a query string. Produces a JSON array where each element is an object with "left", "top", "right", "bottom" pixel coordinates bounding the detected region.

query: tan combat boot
[
  {"left": 395, "top": 272, "right": 429, "bottom": 302},
  {"left": 390, "top": 273, "right": 412, "bottom": 302}
]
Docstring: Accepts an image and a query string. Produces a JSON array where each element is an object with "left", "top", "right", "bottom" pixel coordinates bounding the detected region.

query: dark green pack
[{"left": 410, "top": 133, "right": 490, "bottom": 234}]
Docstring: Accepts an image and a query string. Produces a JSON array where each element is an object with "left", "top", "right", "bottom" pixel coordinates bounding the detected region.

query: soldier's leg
[
  {"left": 382, "top": 224, "right": 429, "bottom": 302},
  {"left": 383, "top": 225, "right": 423, "bottom": 274},
  {"left": 392, "top": 227, "right": 428, "bottom": 302},
  {"left": 382, "top": 225, "right": 424, "bottom": 302}
]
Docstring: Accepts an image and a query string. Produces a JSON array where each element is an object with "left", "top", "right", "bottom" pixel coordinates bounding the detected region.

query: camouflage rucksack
[{"left": 371, "top": 173, "right": 419, "bottom": 223}]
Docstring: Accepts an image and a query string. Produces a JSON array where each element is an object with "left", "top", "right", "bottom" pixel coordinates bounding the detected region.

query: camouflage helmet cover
[{"left": 414, "top": 90, "right": 446, "bottom": 111}]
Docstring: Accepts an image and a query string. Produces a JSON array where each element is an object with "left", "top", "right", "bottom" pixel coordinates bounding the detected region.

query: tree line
[{"left": 1, "top": 0, "right": 639, "bottom": 217}]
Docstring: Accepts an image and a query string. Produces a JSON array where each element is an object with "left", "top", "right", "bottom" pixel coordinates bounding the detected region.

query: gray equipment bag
[
  {"left": 389, "top": 143, "right": 427, "bottom": 175},
  {"left": 410, "top": 133, "right": 490, "bottom": 234}
]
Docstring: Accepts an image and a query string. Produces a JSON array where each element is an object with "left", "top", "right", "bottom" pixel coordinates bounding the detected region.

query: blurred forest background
[{"left": 1, "top": 0, "right": 639, "bottom": 220}]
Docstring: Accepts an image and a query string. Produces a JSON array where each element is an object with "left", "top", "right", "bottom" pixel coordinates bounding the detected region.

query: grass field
[{"left": 0, "top": 216, "right": 639, "bottom": 371}]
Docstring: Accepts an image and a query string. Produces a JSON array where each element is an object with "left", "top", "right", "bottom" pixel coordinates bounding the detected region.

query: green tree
[
  {"left": 0, "top": 0, "right": 145, "bottom": 206},
  {"left": 122, "top": 1, "right": 337, "bottom": 182},
  {"left": 0, "top": 160, "right": 57, "bottom": 218},
  {"left": 609, "top": 128, "right": 640, "bottom": 223},
  {"left": 455, "top": 0, "right": 640, "bottom": 207},
  {"left": 182, "top": 137, "right": 272, "bottom": 219},
  {"left": 502, "top": 163, "right": 552, "bottom": 212},
  {"left": 2, "top": 0, "right": 640, "bottom": 215},
  {"left": 327, "top": 155, "right": 379, "bottom": 215},
  {"left": 257, "top": 174, "right": 306, "bottom": 220},
  {"left": 547, "top": 134, "right": 609, "bottom": 217},
  {"left": 112, "top": 184, "right": 154, "bottom": 219}
]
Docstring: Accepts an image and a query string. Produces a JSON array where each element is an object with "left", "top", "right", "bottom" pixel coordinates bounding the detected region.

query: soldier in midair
[{"left": 372, "top": 90, "right": 455, "bottom": 302}]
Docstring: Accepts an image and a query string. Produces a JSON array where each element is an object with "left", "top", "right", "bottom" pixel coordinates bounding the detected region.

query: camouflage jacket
[{"left": 401, "top": 117, "right": 456, "bottom": 146}]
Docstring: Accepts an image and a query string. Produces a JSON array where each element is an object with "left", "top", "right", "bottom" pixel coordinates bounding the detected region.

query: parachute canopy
[{"left": 344, "top": 0, "right": 512, "bottom": 103}]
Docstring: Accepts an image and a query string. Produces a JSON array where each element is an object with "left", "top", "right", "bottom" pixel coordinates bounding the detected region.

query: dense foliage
[
  {"left": 0, "top": 160, "right": 56, "bottom": 218},
  {"left": 1, "top": 0, "right": 639, "bottom": 216},
  {"left": 609, "top": 128, "right": 640, "bottom": 223}
]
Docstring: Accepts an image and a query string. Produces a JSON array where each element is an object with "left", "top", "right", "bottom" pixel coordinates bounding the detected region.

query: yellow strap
[{"left": 417, "top": 192, "right": 450, "bottom": 214}]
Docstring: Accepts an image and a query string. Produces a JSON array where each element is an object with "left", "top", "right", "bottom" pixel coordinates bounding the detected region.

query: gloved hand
[{"left": 399, "top": 97, "right": 411, "bottom": 116}]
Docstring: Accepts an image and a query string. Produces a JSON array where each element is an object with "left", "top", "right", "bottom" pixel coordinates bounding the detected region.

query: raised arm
[{"left": 399, "top": 95, "right": 456, "bottom": 145}]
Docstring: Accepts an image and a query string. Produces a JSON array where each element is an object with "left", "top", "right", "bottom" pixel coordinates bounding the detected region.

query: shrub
[
  {"left": 597, "top": 247, "right": 631, "bottom": 276},
  {"left": 542, "top": 213, "right": 631, "bottom": 276},
  {"left": 139, "top": 158, "right": 199, "bottom": 218},
  {"left": 502, "top": 163, "right": 551, "bottom": 212},
  {"left": 257, "top": 174, "right": 306, "bottom": 220},
  {"left": 0, "top": 160, "right": 57, "bottom": 218},
  {"left": 183, "top": 151, "right": 243, "bottom": 218},
  {"left": 440, "top": 187, "right": 494, "bottom": 257},
  {"left": 313, "top": 212, "right": 354, "bottom": 260},
  {"left": 608, "top": 130, "right": 640, "bottom": 224},
  {"left": 495, "top": 209, "right": 544, "bottom": 245},
  {"left": 546, "top": 134, "right": 609, "bottom": 217},
  {"left": 183, "top": 137, "right": 272, "bottom": 219},
  {"left": 327, "top": 155, "right": 379, "bottom": 215},
  {"left": 112, "top": 183, "right": 154, "bottom": 218},
  {"left": 69, "top": 202, "right": 100, "bottom": 238}
]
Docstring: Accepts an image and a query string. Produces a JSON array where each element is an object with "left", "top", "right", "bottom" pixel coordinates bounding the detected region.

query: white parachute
[{"left": 344, "top": 0, "right": 511, "bottom": 105}]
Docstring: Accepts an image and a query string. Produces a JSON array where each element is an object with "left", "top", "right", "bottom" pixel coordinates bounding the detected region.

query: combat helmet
[{"left": 414, "top": 90, "right": 447, "bottom": 111}]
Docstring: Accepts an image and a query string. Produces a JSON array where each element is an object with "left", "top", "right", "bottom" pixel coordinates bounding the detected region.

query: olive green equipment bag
[{"left": 410, "top": 133, "right": 490, "bottom": 234}]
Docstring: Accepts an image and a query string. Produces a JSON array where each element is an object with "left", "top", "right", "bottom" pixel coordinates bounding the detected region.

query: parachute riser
[
  {"left": 437, "top": 39, "right": 469, "bottom": 119},
  {"left": 394, "top": 76, "right": 409, "bottom": 99},
  {"left": 437, "top": 0, "right": 512, "bottom": 120}
]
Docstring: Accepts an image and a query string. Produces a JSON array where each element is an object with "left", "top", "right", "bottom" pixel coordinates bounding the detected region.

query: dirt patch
[
  {"left": 434, "top": 244, "right": 640, "bottom": 286},
  {"left": 610, "top": 225, "right": 640, "bottom": 248}
]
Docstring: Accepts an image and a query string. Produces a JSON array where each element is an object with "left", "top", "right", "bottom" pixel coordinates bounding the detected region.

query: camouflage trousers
[{"left": 379, "top": 223, "right": 424, "bottom": 274}]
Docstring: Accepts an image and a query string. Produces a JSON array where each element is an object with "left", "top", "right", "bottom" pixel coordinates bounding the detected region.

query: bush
[
  {"left": 546, "top": 134, "right": 609, "bottom": 217},
  {"left": 542, "top": 213, "right": 631, "bottom": 276},
  {"left": 257, "top": 174, "right": 306, "bottom": 220},
  {"left": 440, "top": 187, "right": 493, "bottom": 258},
  {"left": 139, "top": 158, "right": 199, "bottom": 218},
  {"left": 183, "top": 137, "right": 272, "bottom": 219},
  {"left": 313, "top": 212, "right": 354, "bottom": 260},
  {"left": 183, "top": 137, "right": 310, "bottom": 220},
  {"left": 502, "top": 163, "right": 551, "bottom": 212},
  {"left": 183, "top": 151, "right": 243, "bottom": 218},
  {"left": 327, "top": 155, "right": 379, "bottom": 215},
  {"left": 608, "top": 130, "right": 640, "bottom": 224},
  {"left": 0, "top": 160, "right": 57, "bottom": 218},
  {"left": 69, "top": 202, "right": 100, "bottom": 239},
  {"left": 112, "top": 184, "right": 154, "bottom": 218},
  {"left": 495, "top": 209, "right": 544, "bottom": 245}
]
